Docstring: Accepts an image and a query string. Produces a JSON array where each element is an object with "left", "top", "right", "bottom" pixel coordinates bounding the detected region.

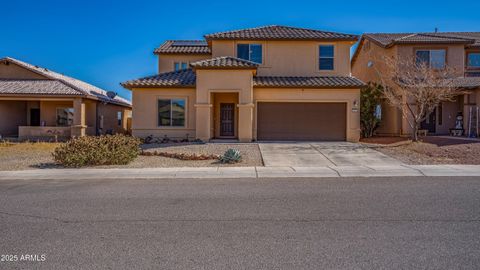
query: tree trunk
[{"left": 412, "top": 121, "right": 419, "bottom": 141}]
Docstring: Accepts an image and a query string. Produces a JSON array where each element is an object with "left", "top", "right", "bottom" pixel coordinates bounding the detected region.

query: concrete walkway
[
  {"left": 2, "top": 164, "right": 480, "bottom": 180},
  {"left": 259, "top": 142, "right": 401, "bottom": 167}
]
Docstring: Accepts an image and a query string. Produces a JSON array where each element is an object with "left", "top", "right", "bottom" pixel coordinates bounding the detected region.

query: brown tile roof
[
  {"left": 205, "top": 25, "right": 358, "bottom": 41},
  {"left": 121, "top": 69, "right": 365, "bottom": 89},
  {"left": 452, "top": 77, "right": 480, "bottom": 89},
  {"left": 154, "top": 40, "right": 211, "bottom": 54},
  {"left": 190, "top": 56, "right": 259, "bottom": 69},
  {"left": 121, "top": 68, "right": 196, "bottom": 88},
  {"left": 0, "top": 79, "right": 82, "bottom": 95},
  {"left": 253, "top": 76, "right": 365, "bottom": 88},
  {"left": 0, "top": 57, "right": 131, "bottom": 106},
  {"left": 363, "top": 32, "right": 479, "bottom": 48}
]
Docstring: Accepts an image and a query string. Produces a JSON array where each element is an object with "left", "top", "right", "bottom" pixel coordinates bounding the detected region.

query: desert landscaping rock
[
  {"left": 376, "top": 137, "right": 480, "bottom": 165},
  {"left": 0, "top": 142, "right": 263, "bottom": 170}
]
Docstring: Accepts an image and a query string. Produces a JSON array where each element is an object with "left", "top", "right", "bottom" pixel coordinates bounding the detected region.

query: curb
[{"left": 1, "top": 165, "right": 480, "bottom": 180}]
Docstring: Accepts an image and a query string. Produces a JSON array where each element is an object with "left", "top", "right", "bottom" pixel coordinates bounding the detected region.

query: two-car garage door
[{"left": 257, "top": 102, "right": 346, "bottom": 141}]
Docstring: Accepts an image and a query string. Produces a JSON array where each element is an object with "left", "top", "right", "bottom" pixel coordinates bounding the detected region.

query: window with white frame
[
  {"left": 56, "top": 108, "right": 74, "bottom": 126},
  {"left": 237, "top": 44, "right": 262, "bottom": 63},
  {"left": 319, "top": 45, "right": 334, "bottom": 70},
  {"left": 158, "top": 99, "right": 186, "bottom": 127},
  {"left": 117, "top": 111, "right": 122, "bottom": 126},
  {"left": 415, "top": 49, "right": 446, "bottom": 69},
  {"left": 174, "top": 62, "right": 188, "bottom": 71}
]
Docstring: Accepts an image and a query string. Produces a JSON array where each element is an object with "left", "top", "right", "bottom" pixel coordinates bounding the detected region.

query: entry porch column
[{"left": 71, "top": 97, "right": 86, "bottom": 137}]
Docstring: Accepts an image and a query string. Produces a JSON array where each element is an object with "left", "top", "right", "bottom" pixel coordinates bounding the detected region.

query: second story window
[
  {"left": 319, "top": 45, "right": 334, "bottom": 70},
  {"left": 467, "top": 52, "right": 480, "bottom": 69},
  {"left": 174, "top": 62, "right": 188, "bottom": 71},
  {"left": 237, "top": 44, "right": 262, "bottom": 63},
  {"left": 415, "top": 49, "right": 446, "bottom": 69}
]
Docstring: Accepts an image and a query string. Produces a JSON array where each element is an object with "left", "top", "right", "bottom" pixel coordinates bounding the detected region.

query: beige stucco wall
[
  {"left": 195, "top": 69, "right": 254, "bottom": 141},
  {"left": 352, "top": 39, "right": 398, "bottom": 84},
  {"left": 157, "top": 54, "right": 211, "bottom": 73},
  {"left": 40, "top": 100, "right": 75, "bottom": 126},
  {"left": 96, "top": 102, "right": 131, "bottom": 135},
  {"left": 131, "top": 87, "right": 196, "bottom": 139},
  {"left": 211, "top": 40, "right": 353, "bottom": 76},
  {"left": 352, "top": 40, "right": 468, "bottom": 136},
  {"left": 253, "top": 88, "right": 361, "bottom": 142},
  {"left": 0, "top": 62, "right": 48, "bottom": 79},
  {"left": 0, "top": 100, "right": 27, "bottom": 136},
  {"left": 396, "top": 44, "right": 465, "bottom": 77}
]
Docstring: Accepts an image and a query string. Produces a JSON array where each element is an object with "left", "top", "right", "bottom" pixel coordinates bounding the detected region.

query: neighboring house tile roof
[
  {"left": 154, "top": 40, "right": 211, "bottom": 54},
  {"left": 253, "top": 76, "right": 366, "bottom": 88},
  {"left": 452, "top": 77, "right": 480, "bottom": 89},
  {"left": 190, "top": 56, "right": 259, "bottom": 69},
  {"left": 0, "top": 57, "right": 131, "bottom": 106},
  {"left": 122, "top": 69, "right": 365, "bottom": 89},
  {"left": 0, "top": 80, "right": 82, "bottom": 95},
  {"left": 204, "top": 25, "right": 358, "bottom": 41},
  {"left": 121, "top": 68, "right": 196, "bottom": 88},
  {"left": 363, "top": 32, "right": 479, "bottom": 48}
]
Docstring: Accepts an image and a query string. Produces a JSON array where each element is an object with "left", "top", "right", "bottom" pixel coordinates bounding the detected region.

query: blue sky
[{"left": 2, "top": 0, "right": 479, "bottom": 100}]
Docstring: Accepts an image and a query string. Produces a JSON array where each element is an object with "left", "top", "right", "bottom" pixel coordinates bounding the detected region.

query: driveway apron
[{"left": 259, "top": 142, "right": 402, "bottom": 167}]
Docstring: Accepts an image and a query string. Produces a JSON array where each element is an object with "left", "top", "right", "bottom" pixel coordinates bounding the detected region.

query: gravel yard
[
  {"left": 0, "top": 142, "right": 62, "bottom": 171},
  {"left": 375, "top": 136, "right": 480, "bottom": 165},
  {"left": 0, "top": 141, "right": 263, "bottom": 170},
  {"left": 120, "top": 143, "right": 263, "bottom": 168}
]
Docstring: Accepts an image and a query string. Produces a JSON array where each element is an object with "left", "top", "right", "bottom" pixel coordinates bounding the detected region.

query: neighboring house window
[
  {"left": 319, "top": 45, "right": 334, "bottom": 70},
  {"left": 467, "top": 52, "right": 480, "bottom": 69},
  {"left": 174, "top": 62, "right": 188, "bottom": 71},
  {"left": 117, "top": 111, "right": 122, "bottom": 126},
  {"left": 415, "top": 49, "right": 446, "bottom": 69},
  {"left": 237, "top": 44, "right": 262, "bottom": 63},
  {"left": 374, "top": 104, "right": 382, "bottom": 120},
  {"left": 56, "top": 108, "right": 74, "bottom": 126},
  {"left": 158, "top": 99, "right": 186, "bottom": 127}
]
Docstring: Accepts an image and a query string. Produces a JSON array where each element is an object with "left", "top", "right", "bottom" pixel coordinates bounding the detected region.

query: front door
[
  {"left": 220, "top": 103, "right": 235, "bottom": 137},
  {"left": 30, "top": 108, "right": 40, "bottom": 126},
  {"left": 421, "top": 108, "right": 436, "bottom": 133}
]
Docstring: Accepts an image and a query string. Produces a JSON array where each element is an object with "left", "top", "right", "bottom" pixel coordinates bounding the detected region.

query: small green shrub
[
  {"left": 361, "top": 82, "right": 384, "bottom": 138},
  {"left": 219, "top": 148, "right": 242, "bottom": 164},
  {"left": 53, "top": 135, "right": 141, "bottom": 167}
]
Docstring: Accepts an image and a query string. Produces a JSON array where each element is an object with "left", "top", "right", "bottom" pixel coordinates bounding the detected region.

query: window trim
[
  {"left": 414, "top": 48, "right": 447, "bottom": 69},
  {"left": 56, "top": 107, "right": 74, "bottom": 127},
  {"left": 173, "top": 62, "right": 189, "bottom": 71},
  {"left": 117, "top": 111, "right": 122, "bottom": 126},
  {"left": 318, "top": 44, "right": 335, "bottom": 71},
  {"left": 157, "top": 97, "right": 187, "bottom": 128},
  {"left": 466, "top": 51, "right": 480, "bottom": 70},
  {"left": 236, "top": 43, "right": 263, "bottom": 64}
]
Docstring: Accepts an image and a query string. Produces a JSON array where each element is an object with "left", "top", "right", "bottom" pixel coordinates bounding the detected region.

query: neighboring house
[
  {"left": 352, "top": 32, "right": 480, "bottom": 136},
  {"left": 122, "top": 25, "right": 364, "bottom": 142},
  {"left": 0, "top": 57, "right": 132, "bottom": 139}
]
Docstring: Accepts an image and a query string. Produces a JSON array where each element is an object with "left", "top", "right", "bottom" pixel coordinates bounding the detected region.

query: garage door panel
[{"left": 257, "top": 102, "right": 346, "bottom": 141}]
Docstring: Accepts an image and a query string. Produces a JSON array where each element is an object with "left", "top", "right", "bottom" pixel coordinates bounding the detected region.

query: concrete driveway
[{"left": 259, "top": 142, "right": 402, "bottom": 167}]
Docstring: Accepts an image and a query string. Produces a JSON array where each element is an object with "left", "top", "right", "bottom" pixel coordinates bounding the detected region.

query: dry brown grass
[{"left": 0, "top": 142, "right": 62, "bottom": 170}]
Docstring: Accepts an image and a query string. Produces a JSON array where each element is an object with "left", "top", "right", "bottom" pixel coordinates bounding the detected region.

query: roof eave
[
  {"left": 204, "top": 37, "right": 359, "bottom": 42},
  {"left": 253, "top": 85, "right": 364, "bottom": 89}
]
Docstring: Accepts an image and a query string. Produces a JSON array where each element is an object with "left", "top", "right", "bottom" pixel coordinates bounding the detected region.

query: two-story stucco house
[
  {"left": 352, "top": 32, "right": 480, "bottom": 136},
  {"left": 122, "top": 25, "right": 365, "bottom": 142}
]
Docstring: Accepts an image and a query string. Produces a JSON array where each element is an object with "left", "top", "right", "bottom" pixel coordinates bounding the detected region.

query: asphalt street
[{"left": 1, "top": 176, "right": 480, "bottom": 269}]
